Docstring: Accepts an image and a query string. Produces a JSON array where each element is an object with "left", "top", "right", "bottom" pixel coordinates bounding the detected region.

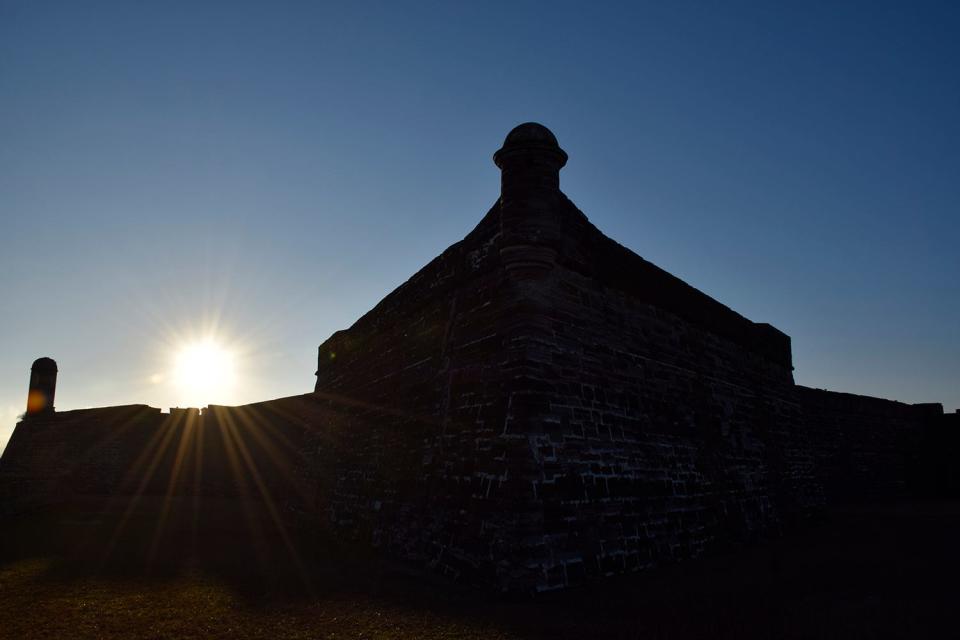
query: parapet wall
[
  {"left": 0, "top": 399, "right": 322, "bottom": 516},
  {"left": 796, "top": 386, "right": 936, "bottom": 502},
  {"left": 925, "top": 409, "right": 960, "bottom": 495},
  {"left": 0, "top": 405, "right": 163, "bottom": 514}
]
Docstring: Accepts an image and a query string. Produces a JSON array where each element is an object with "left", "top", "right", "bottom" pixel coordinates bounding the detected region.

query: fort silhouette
[{"left": 1, "top": 124, "right": 957, "bottom": 593}]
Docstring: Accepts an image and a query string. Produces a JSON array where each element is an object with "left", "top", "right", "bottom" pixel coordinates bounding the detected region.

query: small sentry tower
[{"left": 26, "top": 357, "right": 57, "bottom": 416}]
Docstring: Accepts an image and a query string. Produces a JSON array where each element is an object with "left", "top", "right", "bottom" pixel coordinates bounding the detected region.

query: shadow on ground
[{"left": 1, "top": 497, "right": 958, "bottom": 639}]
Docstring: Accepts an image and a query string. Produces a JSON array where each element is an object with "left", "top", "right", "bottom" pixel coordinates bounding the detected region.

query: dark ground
[{"left": 0, "top": 496, "right": 957, "bottom": 639}]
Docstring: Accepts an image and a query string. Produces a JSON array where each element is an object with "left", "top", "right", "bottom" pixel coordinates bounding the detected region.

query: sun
[{"left": 172, "top": 339, "right": 237, "bottom": 407}]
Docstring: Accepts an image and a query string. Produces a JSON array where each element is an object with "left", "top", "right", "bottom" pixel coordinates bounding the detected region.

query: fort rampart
[{"left": 1, "top": 124, "right": 955, "bottom": 593}]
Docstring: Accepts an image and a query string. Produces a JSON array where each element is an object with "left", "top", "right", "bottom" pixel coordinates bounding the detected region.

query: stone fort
[{"left": 1, "top": 124, "right": 957, "bottom": 593}]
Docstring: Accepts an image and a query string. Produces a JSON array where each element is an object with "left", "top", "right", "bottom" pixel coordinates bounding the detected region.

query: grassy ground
[{"left": 1, "top": 497, "right": 958, "bottom": 639}]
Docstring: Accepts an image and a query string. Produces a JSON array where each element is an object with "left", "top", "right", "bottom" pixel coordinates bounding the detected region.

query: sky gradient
[{"left": 2, "top": 1, "right": 958, "bottom": 453}]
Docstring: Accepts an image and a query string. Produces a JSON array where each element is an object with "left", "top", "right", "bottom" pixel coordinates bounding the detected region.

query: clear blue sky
[{"left": 2, "top": 1, "right": 958, "bottom": 452}]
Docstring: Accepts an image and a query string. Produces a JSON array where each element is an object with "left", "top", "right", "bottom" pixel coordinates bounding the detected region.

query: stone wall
[
  {"left": 311, "top": 200, "right": 556, "bottom": 588},
  {"left": 923, "top": 409, "right": 960, "bottom": 496},
  {"left": 300, "top": 116, "right": 832, "bottom": 590},
  {"left": 797, "top": 387, "right": 950, "bottom": 502},
  {"left": 511, "top": 206, "right": 822, "bottom": 591},
  {"left": 0, "top": 405, "right": 163, "bottom": 514},
  {"left": 309, "top": 187, "right": 823, "bottom": 592},
  {"left": 0, "top": 398, "right": 322, "bottom": 516}
]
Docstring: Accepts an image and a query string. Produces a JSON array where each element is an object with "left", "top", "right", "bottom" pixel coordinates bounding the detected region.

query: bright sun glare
[{"left": 172, "top": 339, "right": 237, "bottom": 407}]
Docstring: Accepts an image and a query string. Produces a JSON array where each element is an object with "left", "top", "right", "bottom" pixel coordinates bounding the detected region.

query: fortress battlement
[{"left": 2, "top": 124, "right": 956, "bottom": 593}]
